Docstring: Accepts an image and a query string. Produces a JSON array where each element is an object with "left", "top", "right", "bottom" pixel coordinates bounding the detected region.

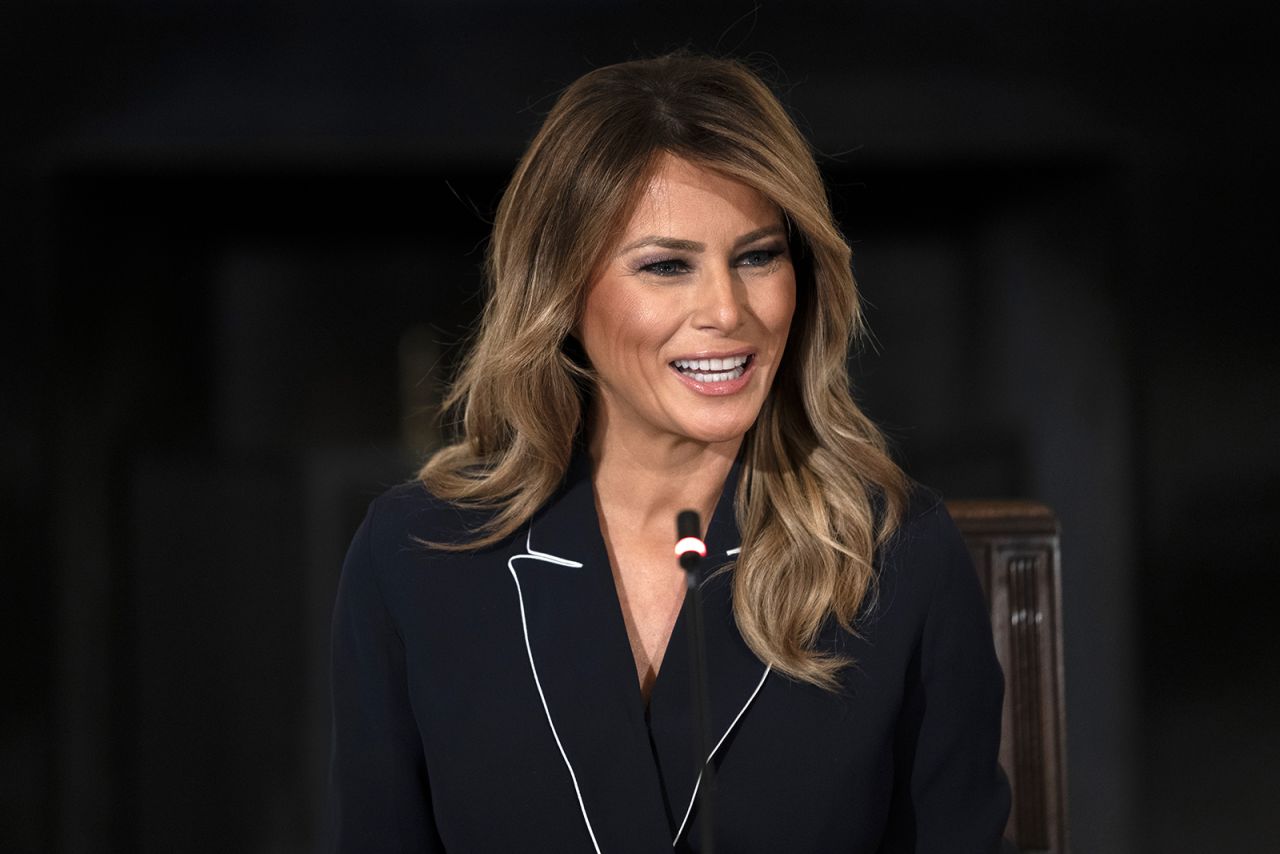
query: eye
[
  {"left": 638, "top": 258, "right": 691, "bottom": 277},
  {"left": 736, "top": 247, "right": 785, "bottom": 268}
]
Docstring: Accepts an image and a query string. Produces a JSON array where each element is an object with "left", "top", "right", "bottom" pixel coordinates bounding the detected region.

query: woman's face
[{"left": 579, "top": 154, "right": 796, "bottom": 449}]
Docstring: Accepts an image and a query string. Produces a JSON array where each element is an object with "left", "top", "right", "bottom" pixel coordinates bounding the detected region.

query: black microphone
[{"left": 675, "top": 509, "right": 715, "bottom": 854}]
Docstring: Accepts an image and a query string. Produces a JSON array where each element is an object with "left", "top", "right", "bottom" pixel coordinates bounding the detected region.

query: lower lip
[{"left": 669, "top": 358, "right": 756, "bottom": 396}]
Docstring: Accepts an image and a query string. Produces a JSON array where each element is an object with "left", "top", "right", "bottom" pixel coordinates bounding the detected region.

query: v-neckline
[
  {"left": 596, "top": 528, "right": 690, "bottom": 711},
  {"left": 581, "top": 450, "right": 737, "bottom": 717},
  {"left": 588, "top": 498, "right": 688, "bottom": 718},
  {"left": 511, "top": 445, "right": 770, "bottom": 847}
]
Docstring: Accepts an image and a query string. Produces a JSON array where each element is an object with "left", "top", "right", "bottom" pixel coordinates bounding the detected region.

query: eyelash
[{"left": 637, "top": 247, "right": 786, "bottom": 278}]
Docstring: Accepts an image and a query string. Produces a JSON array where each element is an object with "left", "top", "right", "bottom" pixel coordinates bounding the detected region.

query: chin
[
  {"left": 673, "top": 397, "right": 767, "bottom": 443},
  {"left": 677, "top": 417, "right": 755, "bottom": 446}
]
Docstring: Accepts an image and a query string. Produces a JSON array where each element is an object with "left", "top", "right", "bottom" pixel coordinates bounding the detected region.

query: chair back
[{"left": 947, "top": 500, "right": 1069, "bottom": 854}]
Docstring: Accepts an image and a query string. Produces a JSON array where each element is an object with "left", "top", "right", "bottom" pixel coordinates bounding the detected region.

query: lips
[{"left": 668, "top": 353, "right": 757, "bottom": 396}]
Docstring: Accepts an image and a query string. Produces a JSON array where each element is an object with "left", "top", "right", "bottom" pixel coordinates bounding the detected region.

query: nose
[{"left": 690, "top": 263, "right": 745, "bottom": 332}]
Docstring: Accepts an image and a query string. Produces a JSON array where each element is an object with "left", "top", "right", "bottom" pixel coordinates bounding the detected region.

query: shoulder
[
  {"left": 872, "top": 480, "right": 979, "bottom": 622},
  {"left": 355, "top": 479, "right": 510, "bottom": 577},
  {"left": 367, "top": 479, "right": 482, "bottom": 538},
  {"left": 883, "top": 480, "right": 960, "bottom": 562}
]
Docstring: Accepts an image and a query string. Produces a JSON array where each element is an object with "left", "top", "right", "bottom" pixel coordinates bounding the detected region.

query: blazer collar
[{"left": 509, "top": 446, "right": 770, "bottom": 849}]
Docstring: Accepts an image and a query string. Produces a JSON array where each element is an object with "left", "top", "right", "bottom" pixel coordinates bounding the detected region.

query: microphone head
[{"left": 676, "top": 510, "right": 701, "bottom": 541}]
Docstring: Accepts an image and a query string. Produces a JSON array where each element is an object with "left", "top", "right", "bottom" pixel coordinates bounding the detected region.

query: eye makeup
[
  {"left": 629, "top": 242, "right": 789, "bottom": 278},
  {"left": 634, "top": 256, "right": 693, "bottom": 277}
]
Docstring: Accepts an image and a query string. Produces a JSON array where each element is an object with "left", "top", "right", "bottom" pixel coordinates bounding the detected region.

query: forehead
[{"left": 620, "top": 154, "right": 781, "bottom": 236}]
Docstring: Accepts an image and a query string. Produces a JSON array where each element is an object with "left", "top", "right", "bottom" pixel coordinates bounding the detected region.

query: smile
[{"left": 671, "top": 354, "right": 751, "bottom": 382}]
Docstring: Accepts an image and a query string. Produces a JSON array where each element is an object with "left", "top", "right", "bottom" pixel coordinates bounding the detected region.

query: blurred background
[{"left": 2, "top": 1, "right": 1277, "bottom": 851}]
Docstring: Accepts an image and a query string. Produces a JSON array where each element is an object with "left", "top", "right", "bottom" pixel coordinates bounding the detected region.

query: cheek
[
  {"left": 581, "top": 284, "right": 676, "bottom": 371},
  {"left": 757, "top": 275, "right": 798, "bottom": 340}
]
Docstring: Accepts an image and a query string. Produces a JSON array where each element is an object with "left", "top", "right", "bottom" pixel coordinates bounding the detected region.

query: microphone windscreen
[{"left": 676, "top": 510, "right": 701, "bottom": 541}]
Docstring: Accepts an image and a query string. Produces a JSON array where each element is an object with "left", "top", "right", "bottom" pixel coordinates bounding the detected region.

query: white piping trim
[
  {"left": 672, "top": 663, "right": 772, "bottom": 846},
  {"left": 508, "top": 528, "right": 602, "bottom": 854},
  {"left": 524, "top": 527, "right": 585, "bottom": 567},
  {"left": 725, "top": 546, "right": 741, "bottom": 556}
]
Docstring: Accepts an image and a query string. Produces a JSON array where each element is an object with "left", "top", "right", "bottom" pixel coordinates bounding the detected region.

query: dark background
[{"left": 3, "top": 1, "right": 1277, "bottom": 852}]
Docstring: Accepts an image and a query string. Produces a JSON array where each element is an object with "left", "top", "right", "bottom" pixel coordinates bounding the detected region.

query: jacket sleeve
[
  {"left": 882, "top": 503, "right": 1012, "bottom": 853},
  {"left": 330, "top": 498, "right": 445, "bottom": 852}
]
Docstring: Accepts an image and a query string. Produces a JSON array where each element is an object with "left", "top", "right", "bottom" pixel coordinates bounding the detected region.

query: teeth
[
  {"left": 670, "top": 354, "right": 751, "bottom": 384},
  {"left": 673, "top": 355, "right": 749, "bottom": 372},
  {"left": 685, "top": 368, "right": 745, "bottom": 383}
]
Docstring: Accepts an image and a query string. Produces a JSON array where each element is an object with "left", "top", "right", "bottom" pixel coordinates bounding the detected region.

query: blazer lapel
[{"left": 505, "top": 452, "right": 672, "bottom": 852}]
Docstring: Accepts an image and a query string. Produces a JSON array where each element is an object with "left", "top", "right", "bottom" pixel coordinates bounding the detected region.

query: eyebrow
[{"left": 614, "top": 224, "right": 787, "bottom": 257}]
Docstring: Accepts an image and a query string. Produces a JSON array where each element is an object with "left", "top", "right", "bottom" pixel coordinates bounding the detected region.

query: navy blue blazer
[{"left": 330, "top": 452, "right": 1011, "bottom": 852}]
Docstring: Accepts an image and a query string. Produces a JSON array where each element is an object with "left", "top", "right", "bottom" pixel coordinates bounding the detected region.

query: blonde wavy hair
[{"left": 420, "top": 53, "right": 908, "bottom": 690}]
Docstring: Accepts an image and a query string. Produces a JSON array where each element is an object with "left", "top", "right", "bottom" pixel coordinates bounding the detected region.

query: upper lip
[{"left": 668, "top": 348, "right": 756, "bottom": 363}]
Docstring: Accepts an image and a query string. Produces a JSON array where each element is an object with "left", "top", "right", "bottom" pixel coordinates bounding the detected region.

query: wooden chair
[{"left": 947, "top": 500, "right": 1069, "bottom": 854}]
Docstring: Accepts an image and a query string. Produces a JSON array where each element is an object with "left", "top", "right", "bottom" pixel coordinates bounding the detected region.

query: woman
[{"left": 331, "top": 54, "right": 1010, "bottom": 852}]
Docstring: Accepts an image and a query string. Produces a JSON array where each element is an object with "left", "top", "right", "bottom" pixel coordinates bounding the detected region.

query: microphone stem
[{"left": 684, "top": 563, "right": 716, "bottom": 854}]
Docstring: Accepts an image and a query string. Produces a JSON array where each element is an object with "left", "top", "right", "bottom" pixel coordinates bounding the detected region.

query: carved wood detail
[{"left": 948, "top": 500, "right": 1068, "bottom": 854}]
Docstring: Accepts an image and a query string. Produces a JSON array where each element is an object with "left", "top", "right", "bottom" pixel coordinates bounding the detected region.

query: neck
[{"left": 586, "top": 409, "right": 742, "bottom": 533}]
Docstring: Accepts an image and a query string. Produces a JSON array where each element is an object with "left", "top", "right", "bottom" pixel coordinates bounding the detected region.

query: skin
[{"left": 577, "top": 153, "right": 796, "bottom": 703}]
